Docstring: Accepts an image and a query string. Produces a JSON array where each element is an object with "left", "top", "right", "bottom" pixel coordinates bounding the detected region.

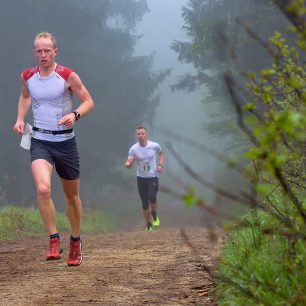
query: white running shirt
[
  {"left": 128, "top": 141, "right": 162, "bottom": 178},
  {"left": 22, "top": 63, "right": 74, "bottom": 142}
]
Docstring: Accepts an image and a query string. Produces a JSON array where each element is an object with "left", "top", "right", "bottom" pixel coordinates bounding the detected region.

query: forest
[
  {"left": 172, "top": 0, "right": 305, "bottom": 304},
  {"left": 0, "top": 0, "right": 305, "bottom": 305}
]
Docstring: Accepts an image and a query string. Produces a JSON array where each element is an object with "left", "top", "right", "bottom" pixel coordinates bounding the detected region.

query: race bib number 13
[{"left": 143, "top": 165, "right": 150, "bottom": 172}]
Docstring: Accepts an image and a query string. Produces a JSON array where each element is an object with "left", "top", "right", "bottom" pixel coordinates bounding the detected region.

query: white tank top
[{"left": 22, "top": 63, "right": 75, "bottom": 142}]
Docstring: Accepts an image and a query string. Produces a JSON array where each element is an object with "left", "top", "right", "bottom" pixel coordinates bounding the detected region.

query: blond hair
[{"left": 34, "top": 32, "right": 57, "bottom": 49}]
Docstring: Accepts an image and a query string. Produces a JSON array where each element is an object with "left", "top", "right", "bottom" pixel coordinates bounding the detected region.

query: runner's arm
[
  {"left": 125, "top": 157, "right": 135, "bottom": 168},
  {"left": 157, "top": 150, "right": 165, "bottom": 173},
  {"left": 13, "top": 76, "right": 31, "bottom": 135},
  {"left": 68, "top": 72, "right": 94, "bottom": 117},
  {"left": 58, "top": 72, "right": 94, "bottom": 127}
]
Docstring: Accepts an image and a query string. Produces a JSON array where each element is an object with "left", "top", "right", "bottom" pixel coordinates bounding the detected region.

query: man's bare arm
[
  {"left": 58, "top": 72, "right": 94, "bottom": 128},
  {"left": 13, "top": 76, "right": 31, "bottom": 134}
]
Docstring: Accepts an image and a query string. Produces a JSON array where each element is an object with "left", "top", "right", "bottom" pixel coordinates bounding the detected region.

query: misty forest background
[
  {"left": 0, "top": 0, "right": 292, "bottom": 225},
  {"left": 1, "top": 0, "right": 169, "bottom": 221},
  {"left": 1, "top": 1, "right": 306, "bottom": 304}
]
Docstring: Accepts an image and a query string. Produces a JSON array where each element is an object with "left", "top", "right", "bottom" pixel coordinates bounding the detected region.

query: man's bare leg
[
  {"left": 61, "top": 178, "right": 82, "bottom": 237},
  {"left": 143, "top": 208, "right": 151, "bottom": 223},
  {"left": 62, "top": 178, "right": 83, "bottom": 266},
  {"left": 150, "top": 202, "right": 157, "bottom": 215},
  {"left": 32, "top": 159, "right": 62, "bottom": 260},
  {"left": 31, "top": 159, "right": 57, "bottom": 235},
  {"left": 150, "top": 202, "right": 160, "bottom": 227},
  {"left": 143, "top": 208, "right": 153, "bottom": 230}
]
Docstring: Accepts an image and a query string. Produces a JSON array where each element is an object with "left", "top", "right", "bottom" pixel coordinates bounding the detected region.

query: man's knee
[
  {"left": 65, "top": 192, "right": 80, "bottom": 204},
  {"left": 142, "top": 200, "right": 149, "bottom": 210},
  {"left": 142, "top": 208, "right": 150, "bottom": 215},
  {"left": 36, "top": 183, "right": 51, "bottom": 199},
  {"left": 149, "top": 197, "right": 157, "bottom": 204}
]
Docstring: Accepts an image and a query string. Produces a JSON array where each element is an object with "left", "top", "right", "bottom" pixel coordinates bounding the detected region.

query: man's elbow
[
  {"left": 88, "top": 99, "right": 94, "bottom": 112},
  {"left": 90, "top": 99, "right": 95, "bottom": 110}
]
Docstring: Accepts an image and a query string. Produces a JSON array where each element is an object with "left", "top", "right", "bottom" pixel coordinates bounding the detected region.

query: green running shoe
[
  {"left": 152, "top": 216, "right": 160, "bottom": 227},
  {"left": 146, "top": 225, "right": 153, "bottom": 231}
]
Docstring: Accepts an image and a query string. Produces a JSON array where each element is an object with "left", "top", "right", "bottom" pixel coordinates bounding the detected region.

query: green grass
[
  {"left": 82, "top": 209, "right": 114, "bottom": 233},
  {"left": 216, "top": 211, "right": 306, "bottom": 305},
  {"left": 0, "top": 206, "right": 113, "bottom": 241}
]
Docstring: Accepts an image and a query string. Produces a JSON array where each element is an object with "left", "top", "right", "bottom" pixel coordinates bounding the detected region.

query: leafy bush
[{"left": 217, "top": 210, "right": 305, "bottom": 305}]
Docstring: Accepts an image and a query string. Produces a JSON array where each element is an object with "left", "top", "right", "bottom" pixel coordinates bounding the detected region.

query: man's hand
[
  {"left": 57, "top": 113, "right": 76, "bottom": 128},
  {"left": 157, "top": 164, "right": 164, "bottom": 174},
  {"left": 13, "top": 120, "right": 25, "bottom": 135},
  {"left": 125, "top": 158, "right": 135, "bottom": 168}
]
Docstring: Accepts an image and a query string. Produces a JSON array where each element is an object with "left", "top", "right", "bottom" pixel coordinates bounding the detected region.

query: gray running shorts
[{"left": 30, "top": 137, "right": 80, "bottom": 180}]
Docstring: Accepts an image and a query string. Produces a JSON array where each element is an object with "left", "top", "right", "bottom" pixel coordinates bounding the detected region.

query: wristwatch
[{"left": 73, "top": 111, "right": 81, "bottom": 121}]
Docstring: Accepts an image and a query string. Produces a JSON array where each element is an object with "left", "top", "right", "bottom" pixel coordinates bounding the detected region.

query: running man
[
  {"left": 125, "top": 126, "right": 165, "bottom": 231},
  {"left": 13, "top": 32, "right": 94, "bottom": 266}
]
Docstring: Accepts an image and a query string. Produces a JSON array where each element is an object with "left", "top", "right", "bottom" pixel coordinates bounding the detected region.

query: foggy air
[{"left": 0, "top": 0, "right": 287, "bottom": 228}]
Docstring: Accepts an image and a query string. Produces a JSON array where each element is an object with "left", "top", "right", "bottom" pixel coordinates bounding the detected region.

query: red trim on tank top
[
  {"left": 22, "top": 64, "right": 73, "bottom": 83},
  {"left": 22, "top": 67, "right": 39, "bottom": 81},
  {"left": 55, "top": 64, "right": 73, "bottom": 81}
]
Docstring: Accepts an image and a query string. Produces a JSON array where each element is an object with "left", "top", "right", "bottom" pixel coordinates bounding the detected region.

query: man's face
[
  {"left": 34, "top": 37, "right": 57, "bottom": 69},
  {"left": 136, "top": 128, "right": 147, "bottom": 145}
]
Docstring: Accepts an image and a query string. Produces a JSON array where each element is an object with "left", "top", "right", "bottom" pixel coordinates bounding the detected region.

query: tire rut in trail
[{"left": 0, "top": 228, "right": 223, "bottom": 305}]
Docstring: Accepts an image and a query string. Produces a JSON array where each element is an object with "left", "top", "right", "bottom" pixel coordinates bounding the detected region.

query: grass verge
[{"left": 0, "top": 206, "right": 113, "bottom": 241}]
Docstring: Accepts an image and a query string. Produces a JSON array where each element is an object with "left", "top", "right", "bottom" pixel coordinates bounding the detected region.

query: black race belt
[{"left": 33, "top": 126, "right": 73, "bottom": 135}]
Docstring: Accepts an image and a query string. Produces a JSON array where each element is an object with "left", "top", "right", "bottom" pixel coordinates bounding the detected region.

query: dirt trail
[{"left": 0, "top": 228, "right": 223, "bottom": 305}]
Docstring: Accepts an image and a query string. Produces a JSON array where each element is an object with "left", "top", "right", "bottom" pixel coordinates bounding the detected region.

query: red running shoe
[
  {"left": 46, "top": 237, "right": 63, "bottom": 260},
  {"left": 67, "top": 240, "right": 82, "bottom": 266}
]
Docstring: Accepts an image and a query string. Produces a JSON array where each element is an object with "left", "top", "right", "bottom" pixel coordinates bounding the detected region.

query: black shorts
[
  {"left": 30, "top": 137, "right": 80, "bottom": 180},
  {"left": 137, "top": 176, "right": 159, "bottom": 210}
]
